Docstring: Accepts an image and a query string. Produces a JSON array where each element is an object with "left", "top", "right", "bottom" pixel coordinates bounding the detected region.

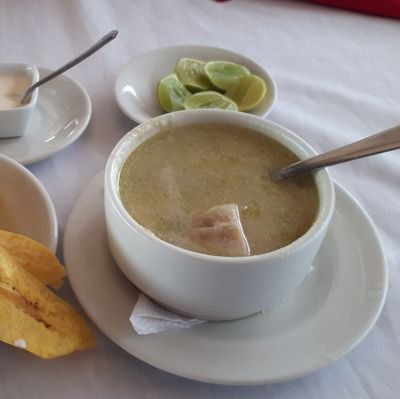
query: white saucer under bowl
[
  {"left": 0, "top": 67, "right": 91, "bottom": 165},
  {"left": 115, "top": 45, "right": 277, "bottom": 124},
  {"left": 0, "top": 154, "right": 57, "bottom": 251},
  {"left": 63, "top": 173, "right": 387, "bottom": 385}
]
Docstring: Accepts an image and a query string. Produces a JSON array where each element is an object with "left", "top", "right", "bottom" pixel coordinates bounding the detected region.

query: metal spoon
[
  {"left": 270, "top": 125, "right": 400, "bottom": 181},
  {"left": 20, "top": 30, "right": 118, "bottom": 105}
]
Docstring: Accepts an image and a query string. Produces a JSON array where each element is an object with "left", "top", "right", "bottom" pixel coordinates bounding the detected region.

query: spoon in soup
[
  {"left": 270, "top": 125, "right": 400, "bottom": 181},
  {"left": 20, "top": 30, "right": 118, "bottom": 105}
]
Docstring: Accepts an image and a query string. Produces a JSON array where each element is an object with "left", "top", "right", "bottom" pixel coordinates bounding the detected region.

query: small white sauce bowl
[
  {"left": 0, "top": 63, "right": 39, "bottom": 138},
  {"left": 0, "top": 154, "right": 58, "bottom": 252},
  {"left": 105, "top": 110, "right": 335, "bottom": 320}
]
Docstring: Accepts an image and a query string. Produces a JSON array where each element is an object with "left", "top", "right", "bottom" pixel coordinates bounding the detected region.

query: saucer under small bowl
[
  {"left": 0, "top": 154, "right": 57, "bottom": 251},
  {"left": 0, "top": 67, "right": 91, "bottom": 165},
  {"left": 115, "top": 44, "right": 277, "bottom": 124}
]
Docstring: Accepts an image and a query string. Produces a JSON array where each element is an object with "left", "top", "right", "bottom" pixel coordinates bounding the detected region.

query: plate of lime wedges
[{"left": 115, "top": 45, "right": 277, "bottom": 124}]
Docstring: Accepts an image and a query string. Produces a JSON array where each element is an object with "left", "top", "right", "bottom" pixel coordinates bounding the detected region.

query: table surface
[{"left": 1, "top": 0, "right": 399, "bottom": 398}]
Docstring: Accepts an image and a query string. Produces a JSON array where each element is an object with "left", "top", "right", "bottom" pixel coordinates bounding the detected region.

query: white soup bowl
[{"left": 104, "top": 110, "right": 335, "bottom": 320}]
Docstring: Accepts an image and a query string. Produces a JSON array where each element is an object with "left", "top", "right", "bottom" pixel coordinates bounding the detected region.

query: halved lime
[
  {"left": 204, "top": 61, "right": 250, "bottom": 91},
  {"left": 174, "top": 58, "right": 211, "bottom": 92},
  {"left": 225, "top": 74, "right": 267, "bottom": 111},
  {"left": 157, "top": 73, "right": 192, "bottom": 112},
  {"left": 184, "top": 91, "right": 238, "bottom": 110}
]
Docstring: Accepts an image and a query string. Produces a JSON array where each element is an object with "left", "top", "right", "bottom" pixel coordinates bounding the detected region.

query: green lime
[
  {"left": 204, "top": 61, "right": 250, "bottom": 91},
  {"left": 225, "top": 74, "right": 267, "bottom": 111},
  {"left": 184, "top": 91, "right": 238, "bottom": 111},
  {"left": 157, "top": 73, "right": 192, "bottom": 112},
  {"left": 174, "top": 58, "right": 211, "bottom": 92}
]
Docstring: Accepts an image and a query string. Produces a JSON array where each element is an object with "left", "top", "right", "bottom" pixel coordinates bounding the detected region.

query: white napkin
[
  {"left": 130, "top": 293, "right": 206, "bottom": 335},
  {"left": 130, "top": 265, "right": 316, "bottom": 335}
]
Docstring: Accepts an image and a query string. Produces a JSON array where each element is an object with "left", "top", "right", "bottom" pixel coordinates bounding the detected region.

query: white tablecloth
[{"left": 1, "top": 0, "right": 399, "bottom": 397}]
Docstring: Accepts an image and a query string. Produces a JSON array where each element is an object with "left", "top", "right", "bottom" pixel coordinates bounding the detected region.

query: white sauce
[
  {"left": 0, "top": 73, "right": 31, "bottom": 109},
  {"left": 13, "top": 338, "right": 27, "bottom": 349}
]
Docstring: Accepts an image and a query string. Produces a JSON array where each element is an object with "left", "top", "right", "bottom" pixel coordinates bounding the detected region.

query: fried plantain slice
[
  {"left": 0, "top": 247, "right": 95, "bottom": 359},
  {"left": 0, "top": 230, "right": 66, "bottom": 288}
]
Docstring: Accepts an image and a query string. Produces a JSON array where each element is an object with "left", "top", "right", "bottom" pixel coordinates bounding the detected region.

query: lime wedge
[
  {"left": 157, "top": 74, "right": 192, "bottom": 112},
  {"left": 204, "top": 61, "right": 250, "bottom": 91},
  {"left": 174, "top": 58, "right": 211, "bottom": 92},
  {"left": 184, "top": 91, "right": 238, "bottom": 111},
  {"left": 225, "top": 75, "right": 267, "bottom": 111}
]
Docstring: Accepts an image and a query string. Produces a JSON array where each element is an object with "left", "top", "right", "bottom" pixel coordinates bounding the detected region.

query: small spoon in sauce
[
  {"left": 20, "top": 30, "right": 118, "bottom": 105},
  {"left": 270, "top": 125, "right": 400, "bottom": 181}
]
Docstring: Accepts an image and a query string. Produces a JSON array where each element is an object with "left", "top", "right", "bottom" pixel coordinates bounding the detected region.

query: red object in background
[
  {"left": 213, "top": 0, "right": 400, "bottom": 19},
  {"left": 310, "top": 0, "right": 400, "bottom": 18}
]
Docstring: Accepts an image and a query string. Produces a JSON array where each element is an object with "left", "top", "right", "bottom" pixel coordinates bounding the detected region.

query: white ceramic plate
[
  {"left": 0, "top": 67, "right": 91, "bottom": 165},
  {"left": 63, "top": 173, "right": 387, "bottom": 385},
  {"left": 0, "top": 154, "right": 57, "bottom": 251},
  {"left": 115, "top": 45, "right": 277, "bottom": 124}
]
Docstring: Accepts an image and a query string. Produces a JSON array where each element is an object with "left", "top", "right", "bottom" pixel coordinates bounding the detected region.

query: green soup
[{"left": 119, "top": 123, "right": 318, "bottom": 256}]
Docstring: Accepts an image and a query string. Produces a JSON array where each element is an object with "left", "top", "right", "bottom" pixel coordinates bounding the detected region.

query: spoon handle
[
  {"left": 21, "top": 30, "right": 118, "bottom": 104},
  {"left": 272, "top": 125, "right": 400, "bottom": 181}
]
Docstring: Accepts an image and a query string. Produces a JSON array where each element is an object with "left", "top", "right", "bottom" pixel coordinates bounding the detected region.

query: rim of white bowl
[
  {"left": 0, "top": 154, "right": 58, "bottom": 252},
  {"left": 105, "top": 109, "right": 335, "bottom": 264}
]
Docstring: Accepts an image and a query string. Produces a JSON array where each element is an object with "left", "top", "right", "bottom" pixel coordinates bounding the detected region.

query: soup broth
[{"left": 119, "top": 123, "right": 318, "bottom": 256}]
